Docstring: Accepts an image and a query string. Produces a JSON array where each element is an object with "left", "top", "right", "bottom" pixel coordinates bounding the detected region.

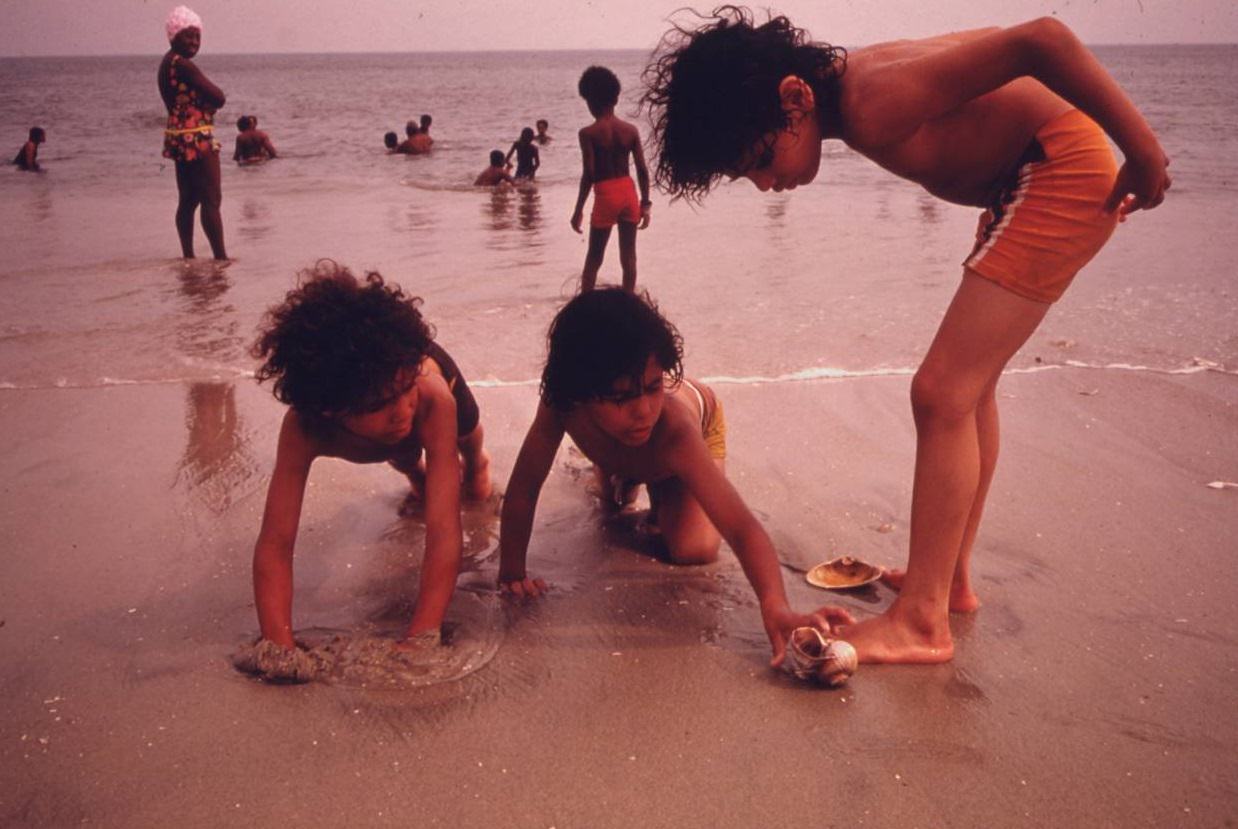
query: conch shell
[{"left": 783, "top": 626, "right": 858, "bottom": 687}]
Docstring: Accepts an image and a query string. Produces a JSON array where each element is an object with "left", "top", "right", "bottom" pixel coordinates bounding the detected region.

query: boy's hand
[
  {"left": 762, "top": 602, "right": 856, "bottom": 668},
  {"left": 499, "top": 575, "right": 549, "bottom": 598},
  {"left": 639, "top": 203, "right": 651, "bottom": 230},
  {"left": 1105, "top": 146, "right": 1171, "bottom": 218},
  {"left": 570, "top": 211, "right": 584, "bottom": 234}
]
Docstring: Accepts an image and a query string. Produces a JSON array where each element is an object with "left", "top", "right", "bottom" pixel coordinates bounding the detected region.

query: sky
[{"left": 1, "top": 0, "right": 1235, "bottom": 56}]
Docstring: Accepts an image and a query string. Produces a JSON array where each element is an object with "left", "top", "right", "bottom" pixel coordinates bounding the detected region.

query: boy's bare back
[
  {"left": 579, "top": 115, "right": 642, "bottom": 182},
  {"left": 834, "top": 23, "right": 1160, "bottom": 208}
]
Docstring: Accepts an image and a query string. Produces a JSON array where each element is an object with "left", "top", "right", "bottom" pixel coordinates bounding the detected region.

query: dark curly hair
[
  {"left": 251, "top": 260, "right": 435, "bottom": 417},
  {"left": 578, "top": 65, "right": 621, "bottom": 116},
  {"left": 541, "top": 287, "right": 684, "bottom": 413},
  {"left": 641, "top": 5, "right": 846, "bottom": 201}
]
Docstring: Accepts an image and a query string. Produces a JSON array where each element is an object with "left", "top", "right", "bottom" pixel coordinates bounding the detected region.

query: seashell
[
  {"left": 805, "top": 556, "right": 884, "bottom": 590},
  {"left": 783, "top": 626, "right": 857, "bottom": 687},
  {"left": 815, "top": 639, "right": 858, "bottom": 688}
]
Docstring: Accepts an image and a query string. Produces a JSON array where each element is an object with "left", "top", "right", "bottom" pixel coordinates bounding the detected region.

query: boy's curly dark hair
[
  {"left": 541, "top": 288, "right": 684, "bottom": 412},
  {"left": 640, "top": 5, "right": 846, "bottom": 201},
  {"left": 578, "top": 65, "right": 621, "bottom": 116},
  {"left": 251, "top": 260, "right": 435, "bottom": 417}
]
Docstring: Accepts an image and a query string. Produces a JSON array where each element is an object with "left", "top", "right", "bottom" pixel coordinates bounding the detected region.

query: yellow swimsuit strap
[{"left": 164, "top": 125, "right": 215, "bottom": 136}]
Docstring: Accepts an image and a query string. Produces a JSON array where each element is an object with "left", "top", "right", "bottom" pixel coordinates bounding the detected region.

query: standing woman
[{"left": 158, "top": 6, "right": 227, "bottom": 260}]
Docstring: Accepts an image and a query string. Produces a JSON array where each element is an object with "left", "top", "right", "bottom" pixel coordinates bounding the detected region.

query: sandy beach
[{"left": 2, "top": 364, "right": 1234, "bottom": 826}]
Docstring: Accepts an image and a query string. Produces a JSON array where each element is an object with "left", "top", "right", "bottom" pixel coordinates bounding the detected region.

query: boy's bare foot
[
  {"left": 881, "top": 569, "right": 981, "bottom": 613},
  {"left": 839, "top": 605, "right": 954, "bottom": 664}
]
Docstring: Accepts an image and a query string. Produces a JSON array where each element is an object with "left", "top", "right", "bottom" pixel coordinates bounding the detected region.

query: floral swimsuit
[{"left": 162, "top": 54, "right": 218, "bottom": 163}]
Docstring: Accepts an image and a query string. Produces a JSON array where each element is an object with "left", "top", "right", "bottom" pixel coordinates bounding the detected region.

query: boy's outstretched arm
[
  {"left": 252, "top": 412, "right": 315, "bottom": 649},
  {"left": 405, "top": 389, "right": 463, "bottom": 638},
  {"left": 632, "top": 130, "right": 652, "bottom": 229},
  {"left": 669, "top": 436, "right": 855, "bottom": 665},
  {"left": 571, "top": 132, "right": 595, "bottom": 233},
  {"left": 497, "top": 403, "right": 564, "bottom": 597},
  {"left": 865, "top": 17, "right": 1169, "bottom": 212}
]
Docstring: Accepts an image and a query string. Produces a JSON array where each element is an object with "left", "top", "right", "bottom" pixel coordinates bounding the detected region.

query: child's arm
[
  {"left": 497, "top": 402, "right": 564, "bottom": 597},
  {"left": 571, "top": 131, "right": 595, "bottom": 233},
  {"left": 232, "top": 137, "right": 242, "bottom": 162},
  {"left": 260, "top": 132, "right": 278, "bottom": 158},
  {"left": 667, "top": 432, "right": 855, "bottom": 665},
  {"left": 860, "top": 17, "right": 1169, "bottom": 213},
  {"left": 252, "top": 412, "right": 316, "bottom": 649},
  {"left": 406, "top": 383, "right": 463, "bottom": 637},
  {"left": 631, "top": 128, "right": 652, "bottom": 229},
  {"left": 505, "top": 142, "right": 518, "bottom": 165}
]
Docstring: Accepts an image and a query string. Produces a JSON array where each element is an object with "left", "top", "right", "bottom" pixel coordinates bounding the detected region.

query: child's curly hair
[
  {"left": 641, "top": 5, "right": 846, "bottom": 201},
  {"left": 251, "top": 260, "right": 435, "bottom": 417},
  {"left": 540, "top": 288, "right": 684, "bottom": 412}
]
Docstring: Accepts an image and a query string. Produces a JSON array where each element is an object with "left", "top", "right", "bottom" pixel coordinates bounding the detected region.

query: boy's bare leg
[
  {"left": 197, "top": 153, "right": 228, "bottom": 260},
  {"left": 173, "top": 162, "right": 198, "bottom": 258},
  {"left": 457, "top": 424, "right": 493, "bottom": 500},
  {"left": 647, "top": 461, "right": 724, "bottom": 565},
  {"left": 883, "top": 377, "right": 997, "bottom": 612},
  {"left": 843, "top": 272, "right": 1049, "bottom": 664},
  {"left": 580, "top": 227, "right": 611, "bottom": 292},
  {"left": 617, "top": 221, "right": 638, "bottom": 292}
]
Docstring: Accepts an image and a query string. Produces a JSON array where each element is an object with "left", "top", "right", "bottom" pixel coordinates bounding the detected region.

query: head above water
[
  {"left": 420, "top": 113, "right": 432, "bottom": 130},
  {"left": 640, "top": 5, "right": 846, "bottom": 202},
  {"left": 578, "top": 65, "right": 620, "bottom": 117},
  {"left": 236, "top": 115, "right": 254, "bottom": 131},
  {"left": 384, "top": 131, "right": 399, "bottom": 149},
  {"left": 540, "top": 288, "right": 684, "bottom": 413},
  {"left": 29, "top": 126, "right": 45, "bottom": 143},
  {"left": 489, "top": 149, "right": 505, "bottom": 167},
  {"left": 536, "top": 119, "right": 549, "bottom": 132},
  {"left": 252, "top": 260, "right": 436, "bottom": 420},
  {"left": 405, "top": 120, "right": 419, "bottom": 137}
]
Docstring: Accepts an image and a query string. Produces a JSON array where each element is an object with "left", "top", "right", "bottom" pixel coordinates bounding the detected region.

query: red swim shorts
[
  {"left": 590, "top": 176, "right": 641, "bottom": 229},
  {"left": 964, "top": 109, "right": 1121, "bottom": 304}
]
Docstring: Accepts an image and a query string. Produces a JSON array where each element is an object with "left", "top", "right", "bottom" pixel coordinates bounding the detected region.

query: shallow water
[{"left": 2, "top": 46, "right": 1236, "bottom": 394}]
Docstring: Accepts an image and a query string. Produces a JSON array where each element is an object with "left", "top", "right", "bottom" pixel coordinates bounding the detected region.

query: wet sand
[{"left": 1, "top": 367, "right": 1236, "bottom": 826}]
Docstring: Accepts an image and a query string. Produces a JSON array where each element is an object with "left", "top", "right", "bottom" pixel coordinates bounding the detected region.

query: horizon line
[{"left": 3, "top": 41, "right": 1236, "bottom": 60}]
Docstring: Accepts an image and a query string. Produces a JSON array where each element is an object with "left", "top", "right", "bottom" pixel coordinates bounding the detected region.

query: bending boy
[
  {"left": 498, "top": 288, "right": 852, "bottom": 666},
  {"left": 250, "top": 262, "right": 492, "bottom": 649},
  {"left": 642, "top": 9, "right": 1170, "bottom": 663},
  {"left": 570, "top": 66, "right": 652, "bottom": 292}
]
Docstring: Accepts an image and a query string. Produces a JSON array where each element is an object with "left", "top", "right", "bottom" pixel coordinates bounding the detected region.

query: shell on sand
[
  {"left": 783, "top": 626, "right": 858, "bottom": 687},
  {"left": 805, "top": 556, "right": 884, "bottom": 590}
]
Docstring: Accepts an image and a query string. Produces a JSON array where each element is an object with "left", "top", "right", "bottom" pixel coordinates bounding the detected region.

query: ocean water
[{"left": 1, "top": 46, "right": 1235, "bottom": 392}]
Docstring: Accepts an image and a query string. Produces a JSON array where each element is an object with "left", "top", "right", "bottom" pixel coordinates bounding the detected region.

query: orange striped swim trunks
[{"left": 964, "top": 109, "right": 1121, "bottom": 303}]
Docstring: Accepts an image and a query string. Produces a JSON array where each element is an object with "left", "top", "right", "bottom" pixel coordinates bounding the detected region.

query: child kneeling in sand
[
  {"left": 498, "top": 288, "right": 852, "bottom": 666},
  {"left": 250, "top": 261, "right": 492, "bottom": 651}
]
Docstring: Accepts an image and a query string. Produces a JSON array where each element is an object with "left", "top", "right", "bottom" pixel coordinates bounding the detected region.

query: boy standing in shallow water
[
  {"left": 250, "top": 262, "right": 492, "bottom": 650},
  {"left": 12, "top": 126, "right": 45, "bottom": 171},
  {"left": 571, "top": 66, "right": 652, "bottom": 292},
  {"left": 498, "top": 288, "right": 853, "bottom": 666},
  {"left": 642, "top": 9, "right": 1170, "bottom": 664}
]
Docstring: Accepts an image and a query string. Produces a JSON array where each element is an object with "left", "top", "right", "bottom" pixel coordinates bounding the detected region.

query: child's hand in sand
[
  {"left": 499, "top": 575, "right": 549, "bottom": 598},
  {"left": 762, "top": 603, "right": 856, "bottom": 668}
]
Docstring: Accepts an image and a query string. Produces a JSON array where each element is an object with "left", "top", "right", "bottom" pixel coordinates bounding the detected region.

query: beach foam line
[{"left": 1, "top": 359, "right": 1233, "bottom": 393}]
